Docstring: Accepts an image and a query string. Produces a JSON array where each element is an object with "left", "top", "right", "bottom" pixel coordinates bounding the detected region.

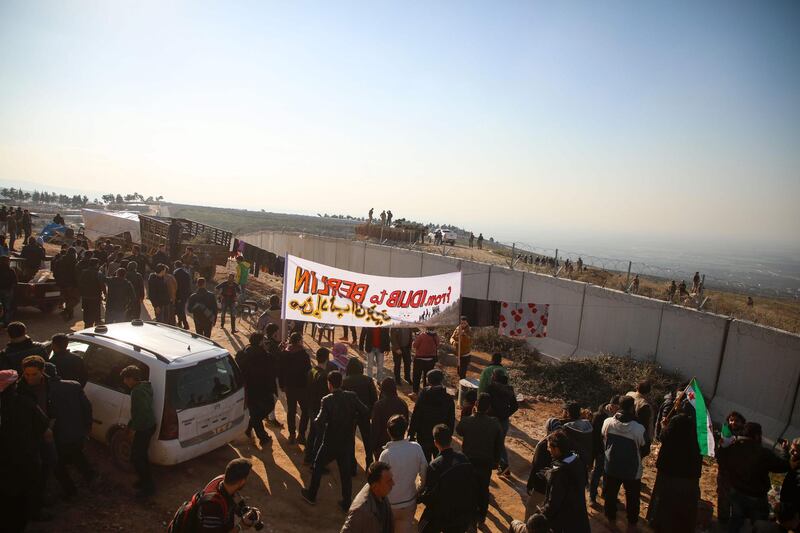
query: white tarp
[
  {"left": 282, "top": 254, "right": 462, "bottom": 328},
  {"left": 81, "top": 209, "right": 141, "bottom": 243}
]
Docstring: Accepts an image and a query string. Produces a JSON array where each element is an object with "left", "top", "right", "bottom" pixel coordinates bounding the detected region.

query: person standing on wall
[{"left": 450, "top": 316, "right": 473, "bottom": 380}]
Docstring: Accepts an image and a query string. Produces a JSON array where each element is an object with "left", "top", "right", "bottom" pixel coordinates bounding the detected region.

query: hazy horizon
[{"left": 2, "top": 1, "right": 799, "bottom": 249}]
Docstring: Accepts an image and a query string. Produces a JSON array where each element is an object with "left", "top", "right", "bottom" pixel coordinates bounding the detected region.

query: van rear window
[{"left": 166, "top": 356, "right": 241, "bottom": 410}]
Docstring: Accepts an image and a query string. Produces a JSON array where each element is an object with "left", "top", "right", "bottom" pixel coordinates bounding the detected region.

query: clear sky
[{"left": 1, "top": 0, "right": 798, "bottom": 249}]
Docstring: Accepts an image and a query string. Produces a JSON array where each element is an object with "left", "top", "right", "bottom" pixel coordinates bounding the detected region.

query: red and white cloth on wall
[{"left": 498, "top": 302, "right": 549, "bottom": 338}]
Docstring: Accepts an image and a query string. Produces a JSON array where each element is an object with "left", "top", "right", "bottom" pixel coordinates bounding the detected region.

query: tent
[{"left": 81, "top": 209, "right": 141, "bottom": 243}]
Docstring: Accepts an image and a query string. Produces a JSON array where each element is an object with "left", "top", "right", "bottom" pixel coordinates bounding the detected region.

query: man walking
[
  {"left": 147, "top": 264, "right": 170, "bottom": 324},
  {"left": 301, "top": 370, "right": 369, "bottom": 510},
  {"left": 173, "top": 260, "right": 192, "bottom": 329},
  {"left": 280, "top": 332, "right": 311, "bottom": 445},
  {"left": 389, "top": 327, "right": 414, "bottom": 385},
  {"left": 487, "top": 370, "right": 519, "bottom": 476},
  {"left": 0, "top": 256, "right": 18, "bottom": 327},
  {"left": 456, "top": 393, "right": 503, "bottom": 525},
  {"left": 187, "top": 277, "right": 217, "bottom": 337},
  {"left": 121, "top": 365, "right": 156, "bottom": 498},
  {"left": 378, "top": 415, "right": 427, "bottom": 533},
  {"left": 216, "top": 273, "right": 240, "bottom": 333},
  {"left": 478, "top": 352, "right": 507, "bottom": 394},
  {"left": 359, "top": 326, "right": 390, "bottom": 381},
  {"left": 105, "top": 268, "right": 136, "bottom": 324},
  {"left": 235, "top": 255, "right": 251, "bottom": 306},
  {"left": 341, "top": 462, "right": 395, "bottom": 533},
  {"left": 601, "top": 395, "right": 647, "bottom": 529},
  {"left": 304, "top": 348, "right": 331, "bottom": 464},
  {"left": 418, "top": 424, "right": 480, "bottom": 533},
  {"left": 125, "top": 261, "right": 145, "bottom": 320},
  {"left": 538, "top": 430, "right": 591, "bottom": 533},
  {"left": 48, "top": 333, "right": 87, "bottom": 387},
  {"left": 78, "top": 258, "right": 105, "bottom": 327},
  {"left": 411, "top": 327, "right": 439, "bottom": 394},
  {"left": 450, "top": 316, "right": 473, "bottom": 379},
  {"left": 236, "top": 332, "right": 276, "bottom": 447},
  {"left": 408, "top": 369, "right": 455, "bottom": 462},
  {"left": 0, "top": 322, "right": 49, "bottom": 372},
  {"left": 589, "top": 396, "right": 620, "bottom": 504}
]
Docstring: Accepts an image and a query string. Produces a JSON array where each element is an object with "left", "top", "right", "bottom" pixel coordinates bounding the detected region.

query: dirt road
[{"left": 14, "top": 269, "right": 720, "bottom": 533}]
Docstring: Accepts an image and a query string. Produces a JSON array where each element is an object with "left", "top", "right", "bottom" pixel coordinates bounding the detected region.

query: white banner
[{"left": 282, "top": 254, "right": 461, "bottom": 328}]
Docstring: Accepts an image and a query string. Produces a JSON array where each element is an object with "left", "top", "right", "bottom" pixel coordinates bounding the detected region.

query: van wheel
[{"left": 110, "top": 428, "right": 134, "bottom": 472}]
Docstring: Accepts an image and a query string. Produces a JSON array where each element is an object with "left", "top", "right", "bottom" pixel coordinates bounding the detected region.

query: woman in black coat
[{"left": 649, "top": 413, "right": 703, "bottom": 532}]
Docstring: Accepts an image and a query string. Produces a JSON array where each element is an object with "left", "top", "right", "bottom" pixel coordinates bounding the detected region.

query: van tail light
[{"left": 159, "top": 400, "right": 179, "bottom": 441}]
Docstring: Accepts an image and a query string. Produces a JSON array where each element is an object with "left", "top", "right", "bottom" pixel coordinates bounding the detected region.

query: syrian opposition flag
[{"left": 684, "top": 378, "right": 715, "bottom": 457}]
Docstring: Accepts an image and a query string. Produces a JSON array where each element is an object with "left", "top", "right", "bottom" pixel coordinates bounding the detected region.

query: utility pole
[
  {"left": 553, "top": 248, "right": 559, "bottom": 276},
  {"left": 625, "top": 261, "right": 632, "bottom": 292},
  {"left": 509, "top": 242, "right": 516, "bottom": 270}
]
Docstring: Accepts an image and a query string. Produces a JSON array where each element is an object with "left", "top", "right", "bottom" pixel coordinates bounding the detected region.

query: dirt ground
[{"left": 13, "top": 266, "right": 722, "bottom": 533}]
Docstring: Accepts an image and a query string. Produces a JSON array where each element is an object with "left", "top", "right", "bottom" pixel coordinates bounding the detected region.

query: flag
[
  {"left": 684, "top": 378, "right": 715, "bottom": 457},
  {"left": 498, "top": 302, "right": 549, "bottom": 338}
]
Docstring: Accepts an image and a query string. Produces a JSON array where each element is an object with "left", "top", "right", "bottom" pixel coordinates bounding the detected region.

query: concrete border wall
[
  {"left": 575, "top": 286, "right": 664, "bottom": 360},
  {"left": 238, "top": 230, "right": 800, "bottom": 440},
  {"left": 712, "top": 321, "right": 800, "bottom": 443},
  {"left": 655, "top": 306, "right": 728, "bottom": 397}
]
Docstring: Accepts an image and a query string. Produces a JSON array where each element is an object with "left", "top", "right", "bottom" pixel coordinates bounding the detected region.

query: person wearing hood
[
  {"left": 456, "top": 393, "right": 503, "bottom": 526},
  {"left": 589, "top": 396, "right": 620, "bottom": 503},
  {"left": 125, "top": 260, "right": 145, "bottom": 320},
  {"left": 601, "top": 395, "right": 647, "bottom": 529},
  {"left": 559, "top": 402, "right": 593, "bottom": 476},
  {"left": 18, "top": 355, "right": 94, "bottom": 504},
  {"left": 450, "top": 316, "right": 473, "bottom": 379},
  {"left": 331, "top": 342, "right": 350, "bottom": 373},
  {"left": 358, "top": 326, "right": 391, "bottom": 381},
  {"left": 411, "top": 327, "right": 439, "bottom": 394},
  {"left": 487, "top": 369, "right": 519, "bottom": 476},
  {"left": 0, "top": 368, "right": 49, "bottom": 531},
  {"left": 535, "top": 430, "right": 591, "bottom": 533},
  {"left": 104, "top": 268, "right": 136, "bottom": 324},
  {"left": 279, "top": 332, "right": 312, "bottom": 445},
  {"left": 649, "top": 413, "right": 703, "bottom": 532},
  {"left": 371, "top": 377, "right": 409, "bottom": 460},
  {"left": 343, "top": 356, "right": 378, "bottom": 472},
  {"left": 0, "top": 321, "right": 50, "bottom": 372},
  {"left": 121, "top": 365, "right": 156, "bottom": 498},
  {"left": 408, "top": 369, "right": 455, "bottom": 462},
  {"left": 236, "top": 332, "right": 277, "bottom": 447}
]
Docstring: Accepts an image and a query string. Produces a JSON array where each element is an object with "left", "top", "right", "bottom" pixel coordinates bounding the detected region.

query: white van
[{"left": 67, "top": 321, "right": 247, "bottom": 467}]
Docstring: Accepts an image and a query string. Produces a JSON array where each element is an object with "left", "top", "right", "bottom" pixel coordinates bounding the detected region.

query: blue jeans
[
  {"left": 728, "top": 489, "right": 769, "bottom": 533},
  {"left": 499, "top": 418, "right": 510, "bottom": 469}
]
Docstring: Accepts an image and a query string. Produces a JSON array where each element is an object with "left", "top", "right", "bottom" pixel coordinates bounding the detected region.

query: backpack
[{"left": 167, "top": 475, "right": 229, "bottom": 533}]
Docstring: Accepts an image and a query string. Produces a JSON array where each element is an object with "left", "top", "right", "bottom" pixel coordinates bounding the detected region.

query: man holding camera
[{"left": 189, "top": 458, "right": 262, "bottom": 533}]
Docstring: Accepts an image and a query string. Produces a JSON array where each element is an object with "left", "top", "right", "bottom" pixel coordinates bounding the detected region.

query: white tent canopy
[{"left": 81, "top": 209, "right": 141, "bottom": 243}]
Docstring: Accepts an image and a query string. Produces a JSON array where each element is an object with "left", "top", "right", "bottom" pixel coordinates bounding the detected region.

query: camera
[{"left": 235, "top": 499, "right": 263, "bottom": 531}]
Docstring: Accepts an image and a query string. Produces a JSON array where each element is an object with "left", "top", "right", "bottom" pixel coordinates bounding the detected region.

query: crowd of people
[{"left": 0, "top": 223, "right": 798, "bottom": 533}]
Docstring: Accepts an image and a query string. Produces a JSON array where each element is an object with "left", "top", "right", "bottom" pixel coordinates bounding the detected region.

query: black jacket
[
  {"left": 359, "top": 327, "right": 391, "bottom": 352},
  {"left": 717, "top": 438, "right": 789, "bottom": 497},
  {"left": 18, "top": 374, "right": 93, "bottom": 446},
  {"left": 105, "top": 277, "right": 136, "bottom": 315},
  {"left": 147, "top": 273, "right": 169, "bottom": 307},
  {"left": 456, "top": 413, "right": 503, "bottom": 464},
  {"left": 342, "top": 358, "right": 378, "bottom": 410},
  {"left": 173, "top": 267, "right": 192, "bottom": 300},
  {"left": 235, "top": 344, "right": 277, "bottom": 410},
  {"left": 408, "top": 385, "right": 455, "bottom": 444},
  {"left": 21, "top": 243, "right": 45, "bottom": 272},
  {"left": 0, "top": 338, "right": 50, "bottom": 372},
  {"left": 781, "top": 468, "right": 800, "bottom": 511},
  {"left": 539, "top": 453, "right": 591, "bottom": 533},
  {"left": 78, "top": 268, "right": 105, "bottom": 299},
  {"left": 279, "top": 347, "right": 311, "bottom": 390},
  {"left": 49, "top": 349, "right": 88, "bottom": 387},
  {"left": 487, "top": 382, "right": 518, "bottom": 421},
  {"left": 126, "top": 270, "right": 145, "bottom": 300},
  {"left": 188, "top": 288, "right": 218, "bottom": 321},
  {"left": 150, "top": 251, "right": 169, "bottom": 270},
  {"left": 307, "top": 365, "right": 330, "bottom": 414},
  {"left": 419, "top": 448, "right": 481, "bottom": 529},
  {"left": 53, "top": 253, "right": 78, "bottom": 288},
  {"left": 0, "top": 265, "right": 17, "bottom": 292},
  {"left": 126, "top": 253, "right": 149, "bottom": 275},
  {"left": 0, "top": 383, "right": 49, "bottom": 492},
  {"left": 528, "top": 438, "right": 551, "bottom": 494},
  {"left": 314, "top": 389, "right": 369, "bottom": 449}
]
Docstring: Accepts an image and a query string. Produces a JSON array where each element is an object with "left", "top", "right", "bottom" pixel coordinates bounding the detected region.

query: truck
[{"left": 138, "top": 215, "right": 233, "bottom": 281}]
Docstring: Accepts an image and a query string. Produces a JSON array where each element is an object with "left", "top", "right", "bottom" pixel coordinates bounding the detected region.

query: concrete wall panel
[
  {"left": 488, "top": 268, "right": 525, "bottom": 303},
  {"left": 575, "top": 286, "right": 663, "bottom": 360},
  {"left": 461, "top": 262, "right": 491, "bottom": 299},
  {"left": 421, "top": 254, "right": 459, "bottom": 276},
  {"left": 364, "top": 244, "right": 392, "bottom": 276},
  {"left": 349, "top": 243, "right": 367, "bottom": 274},
  {"left": 522, "top": 273, "right": 586, "bottom": 359},
  {"left": 712, "top": 321, "right": 800, "bottom": 444},
  {"left": 318, "top": 238, "right": 338, "bottom": 267},
  {"left": 389, "top": 248, "right": 423, "bottom": 277},
  {"left": 334, "top": 241, "right": 352, "bottom": 270},
  {"left": 272, "top": 233, "right": 289, "bottom": 258},
  {"left": 656, "top": 307, "right": 728, "bottom": 396}
]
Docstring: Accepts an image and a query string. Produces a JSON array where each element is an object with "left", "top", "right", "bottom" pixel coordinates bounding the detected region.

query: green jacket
[
  {"left": 129, "top": 381, "right": 156, "bottom": 431},
  {"left": 478, "top": 364, "right": 507, "bottom": 394}
]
